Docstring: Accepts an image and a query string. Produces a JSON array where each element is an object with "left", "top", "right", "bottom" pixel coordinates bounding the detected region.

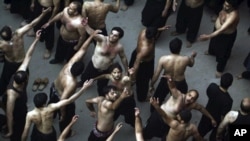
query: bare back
[
  {"left": 160, "top": 55, "right": 191, "bottom": 81},
  {"left": 185, "top": 0, "right": 204, "bottom": 8},
  {"left": 38, "top": 0, "right": 54, "bottom": 7}
]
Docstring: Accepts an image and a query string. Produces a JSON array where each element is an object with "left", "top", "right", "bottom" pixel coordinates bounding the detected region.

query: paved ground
[{"left": 0, "top": 0, "right": 250, "bottom": 141}]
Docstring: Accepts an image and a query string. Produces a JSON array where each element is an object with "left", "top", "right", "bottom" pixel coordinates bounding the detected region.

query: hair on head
[
  {"left": 111, "top": 27, "right": 124, "bottom": 39},
  {"left": 179, "top": 109, "right": 192, "bottom": 123},
  {"left": 220, "top": 73, "right": 233, "bottom": 89},
  {"left": 13, "top": 71, "right": 28, "bottom": 84},
  {"left": 71, "top": 61, "right": 85, "bottom": 77},
  {"left": 169, "top": 38, "right": 182, "bottom": 54},
  {"left": 0, "top": 26, "right": 12, "bottom": 41},
  {"left": 108, "top": 62, "right": 122, "bottom": 73},
  {"left": 33, "top": 93, "right": 48, "bottom": 108}
]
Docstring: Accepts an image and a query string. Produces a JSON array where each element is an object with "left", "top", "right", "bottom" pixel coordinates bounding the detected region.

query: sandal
[
  {"left": 38, "top": 77, "right": 49, "bottom": 91},
  {"left": 32, "top": 78, "right": 41, "bottom": 92}
]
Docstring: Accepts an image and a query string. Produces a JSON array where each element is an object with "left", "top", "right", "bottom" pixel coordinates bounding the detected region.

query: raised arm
[
  {"left": 150, "top": 57, "right": 164, "bottom": 91},
  {"left": 86, "top": 96, "right": 103, "bottom": 118},
  {"left": 109, "top": 87, "right": 131, "bottom": 110},
  {"left": 188, "top": 51, "right": 197, "bottom": 67},
  {"left": 134, "top": 107, "right": 144, "bottom": 141},
  {"left": 118, "top": 47, "right": 129, "bottom": 74},
  {"left": 106, "top": 122, "right": 123, "bottom": 141},
  {"left": 42, "top": 11, "right": 63, "bottom": 29},
  {"left": 162, "top": 75, "right": 181, "bottom": 99},
  {"left": 50, "top": 0, "right": 61, "bottom": 20},
  {"left": 109, "top": 0, "right": 120, "bottom": 13},
  {"left": 21, "top": 113, "right": 33, "bottom": 141},
  {"left": 57, "top": 115, "right": 79, "bottom": 141},
  {"left": 17, "top": 30, "right": 41, "bottom": 72},
  {"left": 81, "top": 18, "right": 104, "bottom": 42}
]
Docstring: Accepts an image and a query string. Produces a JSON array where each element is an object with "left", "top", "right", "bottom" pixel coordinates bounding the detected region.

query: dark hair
[
  {"left": 13, "top": 71, "right": 28, "bottom": 84},
  {"left": 102, "top": 85, "right": 118, "bottom": 95},
  {"left": 111, "top": 27, "right": 124, "bottom": 39},
  {"left": 146, "top": 27, "right": 157, "bottom": 39},
  {"left": 220, "top": 73, "right": 233, "bottom": 89},
  {"left": 0, "top": 26, "right": 12, "bottom": 41},
  {"left": 240, "top": 98, "right": 250, "bottom": 114},
  {"left": 70, "top": 61, "right": 85, "bottom": 77},
  {"left": 179, "top": 109, "right": 192, "bottom": 123},
  {"left": 225, "top": 0, "right": 242, "bottom": 9},
  {"left": 108, "top": 62, "right": 123, "bottom": 73},
  {"left": 72, "top": 1, "right": 82, "bottom": 14},
  {"left": 34, "top": 93, "right": 48, "bottom": 108},
  {"left": 169, "top": 38, "right": 182, "bottom": 54},
  {"left": 188, "top": 89, "right": 199, "bottom": 101}
]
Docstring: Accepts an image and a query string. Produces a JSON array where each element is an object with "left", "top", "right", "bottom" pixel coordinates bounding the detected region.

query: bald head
[{"left": 240, "top": 98, "right": 250, "bottom": 114}]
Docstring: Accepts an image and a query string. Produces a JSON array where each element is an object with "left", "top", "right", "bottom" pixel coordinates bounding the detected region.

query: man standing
[
  {"left": 149, "top": 38, "right": 196, "bottom": 109},
  {"left": 197, "top": 73, "right": 233, "bottom": 141},
  {"left": 0, "top": 7, "right": 50, "bottom": 97},
  {"left": 79, "top": 22, "right": 128, "bottom": 96},
  {"left": 199, "top": 0, "right": 240, "bottom": 78},
  {"left": 86, "top": 86, "right": 131, "bottom": 141},
  {"left": 21, "top": 80, "right": 93, "bottom": 141},
  {"left": 82, "top": 0, "right": 120, "bottom": 36},
  {"left": 43, "top": 1, "right": 87, "bottom": 64}
]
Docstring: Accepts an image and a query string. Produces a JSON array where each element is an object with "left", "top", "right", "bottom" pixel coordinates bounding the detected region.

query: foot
[
  {"left": 215, "top": 71, "right": 223, "bottom": 78},
  {"left": 20, "top": 20, "right": 29, "bottom": 27},
  {"left": 27, "top": 30, "right": 35, "bottom": 37},
  {"left": 204, "top": 50, "right": 210, "bottom": 55},
  {"left": 186, "top": 41, "right": 192, "bottom": 48},
  {"left": 211, "top": 15, "right": 217, "bottom": 22},
  {"left": 120, "top": 5, "right": 128, "bottom": 11},
  {"left": 32, "top": 78, "right": 41, "bottom": 92},
  {"left": 171, "top": 31, "right": 182, "bottom": 36},
  {"left": 237, "top": 74, "right": 243, "bottom": 79},
  {"left": 43, "top": 49, "right": 51, "bottom": 59},
  {"left": 38, "top": 77, "right": 49, "bottom": 91},
  {"left": 49, "top": 59, "right": 62, "bottom": 64},
  {"left": 4, "top": 4, "right": 11, "bottom": 10}
]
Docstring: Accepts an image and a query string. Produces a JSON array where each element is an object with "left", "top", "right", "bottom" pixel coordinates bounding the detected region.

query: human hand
[
  {"left": 35, "top": 30, "right": 42, "bottom": 39},
  {"left": 82, "top": 79, "right": 94, "bottom": 89},
  {"left": 2, "top": 132, "right": 12, "bottom": 138},
  {"left": 211, "top": 119, "right": 217, "bottom": 127},
  {"left": 71, "top": 115, "right": 79, "bottom": 123},
  {"left": 114, "top": 122, "right": 123, "bottom": 132},
  {"left": 198, "top": 34, "right": 210, "bottom": 41},
  {"left": 191, "top": 51, "right": 197, "bottom": 58},
  {"left": 42, "top": 7, "right": 52, "bottom": 14},
  {"left": 81, "top": 17, "right": 88, "bottom": 26},
  {"left": 134, "top": 107, "right": 140, "bottom": 117},
  {"left": 121, "top": 87, "right": 131, "bottom": 98},
  {"left": 90, "top": 111, "right": 96, "bottom": 118},
  {"left": 172, "top": 0, "right": 178, "bottom": 12},
  {"left": 149, "top": 97, "right": 159, "bottom": 106}
]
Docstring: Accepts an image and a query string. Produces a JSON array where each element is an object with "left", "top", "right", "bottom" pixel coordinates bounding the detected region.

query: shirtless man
[
  {"left": 43, "top": 1, "right": 87, "bottom": 64},
  {"left": 129, "top": 26, "right": 169, "bottom": 102},
  {"left": 150, "top": 98, "right": 205, "bottom": 141},
  {"left": 2, "top": 30, "right": 42, "bottom": 140},
  {"left": 82, "top": 0, "right": 120, "bottom": 36},
  {"left": 29, "top": 0, "right": 61, "bottom": 59},
  {"left": 171, "top": 0, "right": 204, "bottom": 47},
  {"left": 144, "top": 76, "right": 216, "bottom": 140},
  {"left": 49, "top": 30, "right": 99, "bottom": 137},
  {"left": 94, "top": 63, "right": 136, "bottom": 127},
  {"left": 0, "top": 7, "right": 50, "bottom": 97},
  {"left": 21, "top": 80, "right": 93, "bottom": 141},
  {"left": 198, "top": 0, "right": 240, "bottom": 78},
  {"left": 149, "top": 37, "right": 196, "bottom": 110},
  {"left": 216, "top": 97, "right": 250, "bottom": 141},
  {"left": 80, "top": 22, "right": 128, "bottom": 96},
  {"left": 85, "top": 86, "right": 131, "bottom": 141},
  {"left": 134, "top": 107, "right": 144, "bottom": 141}
]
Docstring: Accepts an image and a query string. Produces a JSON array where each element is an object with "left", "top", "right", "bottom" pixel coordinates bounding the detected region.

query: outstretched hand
[
  {"left": 150, "top": 97, "right": 159, "bottom": 106},
  {"left": 198, "top": 34, "right": 210, "bottom": 41},
  {"left": 82, "top": 79, "right": 94, "bottom": 89},
  {"left": 42, "top": 7, "right": 52, "bottom": 14},
  {"left": 35, "top": 30, "right": 42, "bottom": 39},
  {"left": 134, "top": 107, "right": 140, "bottom": 117},
  {"left": 81, "top": 17, "right": 88, "bottom": 26},
  {"left": 114, "top": 122, "right": 123, "bottom": 132},
  {"left": 71, "top": 115, "right": 79, "bottom": 123}
]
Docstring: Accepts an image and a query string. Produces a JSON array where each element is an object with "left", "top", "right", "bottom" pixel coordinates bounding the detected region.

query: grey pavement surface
[{"left": 0, "top": 0, "right": 250, "bottom": 141}]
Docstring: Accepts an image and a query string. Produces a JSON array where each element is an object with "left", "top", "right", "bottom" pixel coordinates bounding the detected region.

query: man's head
[
  {"left": 68, "top": 1, "right": 82, "bottom": 16},
  {"left": 185, "top": 89, "right": 199, "bottom": 105},
  {"left": 33, "top": 93, "right": 48, "bottom": 108},
  {"left": 103, "top": 85, "right": 119, "bottom": 102},
  {"left": 240, "top": 97, "right": 250, "bottom": 114},
  {"left": 177, "top": 109, "right": 192, "bottom": 123},
  {"left": 109, "top": 62, "right": 123, "bottom": 80},
  {"left": 70, "top": 61, "right": 85, "bottom": 77},
  {"left": 223, "top": 0, "right": 240, "bottom": 12},
  {"left": 169, "top": 38, "right": 182, "bottom": 54},
  {"left": 220, "top": 73, "right": 233, "bottom": 89},
  {"left": 0, "top": 26, "right": 12, "bottom": 41},
  {"left": 145, "top": 27, "right": 157, "bottom": 39},
  {"left": 109, "top": 27, "right": 124, "bottom": 43},
  {"left": 13, "top": 71, "right": 28, "bottom": 85}
]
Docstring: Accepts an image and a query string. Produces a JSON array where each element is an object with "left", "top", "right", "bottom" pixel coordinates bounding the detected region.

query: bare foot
[
  {"left": 237, "top": 74, "right": 242, "bottom": 80},
  {"left": 186, "top": 41, "right": 192, "bottom": 48},
  {"left": 27, "top": 30, "right": 35, "bottom": 37},
  {"left": 171, "top": 31, "right": 182, "bottom": 36},
  {"left": 215, "top": 71, "right": 222, "bottom": 78},
  {"left": 43, "top": 49, "right": 51, "bottom": 59},
  {"left": 120, "top": 5, "right": 128, "bottom": 11},
  {"left": 70, "top": 130, "right": 76, "bottom": 137},
  {"left": 204, "top": 50, "right": 210, "bottom": 55},
  {"left": 4, "top": 4, "right": 11, "bottom": 10}
]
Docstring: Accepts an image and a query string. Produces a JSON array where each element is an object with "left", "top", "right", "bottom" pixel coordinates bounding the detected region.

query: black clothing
[
  {"left": 31, "top": 125, "right": 57, "bottom": 141},
  {"left": 124, "top": 0, "right": 134, "bottom": 6}
]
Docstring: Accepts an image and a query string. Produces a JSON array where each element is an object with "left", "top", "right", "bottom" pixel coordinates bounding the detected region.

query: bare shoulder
[{"left": 225, "top": 110, "right": 238, "bottom": 123}]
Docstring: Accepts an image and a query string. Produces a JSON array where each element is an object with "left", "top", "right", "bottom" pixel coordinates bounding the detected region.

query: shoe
[
  {"left": 49, "top": 59, "right": 62, "bottom": 64},
  {"left": 38, "top": 77, "right": 49, "bottom": 91},
  {"left": 43, "top": 49, "right": 51, "bottom": 59},
  {"left": 186, "top": 41, "right": 192, "bottom": 48},
  {"left": 32, "top": 78, "right": 41, "bottom": 92},
  {"left": 120, "top": 5, "right": 128, "bottom": 11}
]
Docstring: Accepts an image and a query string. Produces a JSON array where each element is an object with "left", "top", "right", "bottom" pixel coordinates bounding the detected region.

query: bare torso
[
  {"left": 38, "top": 0, "right": 54, "bottom": 7},
  {"left": 166, "top": 123, "right": 197, "bottom": 141},
  {"left": 92, "top": 37, "right": 122, "bottom": 70},
  {"left": 60, "top": 8, "right": 86, "bottom": 42},
  {"left": 215, "top": 9, "right": 239, "bottom": 34},
  {"left": 185, "top": 0, "right": 204, "bottom": 8}
]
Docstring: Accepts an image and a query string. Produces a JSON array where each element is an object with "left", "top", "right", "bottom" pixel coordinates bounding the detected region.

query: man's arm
[
  {"left": 109, "top": 0, "right": 120, "bottom": 13},
  {"left": 17, "top": 30, "right": 41, "bottom": 72},
  {"left": 188, "top": 51, "right": 197, "bottom": 67},
  {"left": 162, "top": 0, "right": 172, "bottom": 17},
  {"left": 17, "top": 7, "right": 51, "bottom": 37},
  {"left": 163, "top": 75, "right": 181, "bottom": 99},
  {"left": 192, "top": 125, "right": 205, "bottom": 141},
  {"left": 42, "top": 11, "right": 63, "bottom": 29},
  {"left": 86, "top": 96, "right": 103, "bottom": 118},
  {"left": 108, "top": 87, "right": 131, "bottom": 110},
  {"left": 50, "top": 0, "right": 61, "bottom": 20},
  {"left": 118, "top": 47, "right": 129, "bottom": 74},
  {"left": 150, "top": 57, "right": 164, "bottom": 90},
  {"left": 134, "top": 108, "right": 144, "bottom": 141},
  {"left": 81, "top": 19, "right": 104, "bottom": 42},
  {"left": 21, "top": 114, "right": 33, "bottom": 141},
  {"left": 57, "top": 115, "right": 79, "bottom": 141},
  {"left": 106, "top": 122, "right": 123, "bottom": 141}
]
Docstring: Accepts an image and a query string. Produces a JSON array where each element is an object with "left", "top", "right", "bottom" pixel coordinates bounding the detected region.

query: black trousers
[
  {"left": 197, "top": 115, "right": 218, "bottom": 141},
  {"left": 59, "top": 103, "right": 75, "bottom": 138},
  {"left": 31, "top": 125, "right": 57, "bottom": 141},
  {"left": 124, "top": 0, "right": 134, "bottom": 6}
]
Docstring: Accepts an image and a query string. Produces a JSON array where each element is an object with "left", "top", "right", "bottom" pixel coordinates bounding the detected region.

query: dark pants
[
  {"left": 197, "top": 115, "right": 218, "bottom": 141},
  {"left": 151, "top": 78, "right": 188, "bottom": 112},
  {"left": 80, "top": 60, "right": 109, "bottom": 96},
  {"left": 124, "top": 0, "right": 134, "bottom": 6},
  {"left": 10, "top": 0, "right": 32, "bottom": 20},
  {"left": 175, "top": 1, "right": 204, "bottom": 43},
  {"left": 32, "top": 0, "right": 55, "bottom": 51},
  {"left": 114, "top": 96, "right": 136, "bottom": 127},
  {"left": 54, "top": 36, "right": 78, "bottom": 62},
  {"left": 208, "top": 29, "right": 237, "bottom": 72},
  {"left": 129, "top": 50, "right": 154, "bottom": 102},
  {"left": 59, "top": 103, "right": 75, "bottom": 138},
  {"left": 31, "top": 125, "right": 57, "bottom": 141},
  {"left": 10, "top": 113, "right": 26, "bottom": 141}
]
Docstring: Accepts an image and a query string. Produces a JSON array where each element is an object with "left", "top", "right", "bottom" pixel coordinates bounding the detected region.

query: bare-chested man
[
  {"left": 198, "top": 0, "right": 240, "bottom": 78},
  {"left": 149, "top": 37, "right": 196, "bottom": 110},
  {"left": 94, "top": 63, "right": 136, "bottom": 127},
  {"left": 171, "top": 0, "right": 204, "bottom": 47},
  {"left": 43, "top": 1, "right": 87, "bottom": 64},
  {"left": 82, "top": 0, "right": 120, "bottom": 36},
  {"left": 129, "top": 26, "right": 169, "bottom": 102},
  {"left": 48, "top": 30, "right": 99, "bottom": 137},
  {"left": 1, "top": 30, "right": 42, "bottom": 140},
  {"left": 29, "top": 0, "right": 61, "bottom": 59},
  {"left": 21, "top": 80, "right": 93, "bottom": 141},
  {"left": 79, "top": 22, "right": 128, "bottom": 96},
  {"left": 86, "top": 86, "right": 131, "bottom": 141},
  {"left": 144, "top": 76, "right": 216, "bottom": 140},
  {"left": 150, "top": 97, "right": 205, "bottom": 141},
  {"left": 0, "top": 7, "right": 51, "bottom": 97}
]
